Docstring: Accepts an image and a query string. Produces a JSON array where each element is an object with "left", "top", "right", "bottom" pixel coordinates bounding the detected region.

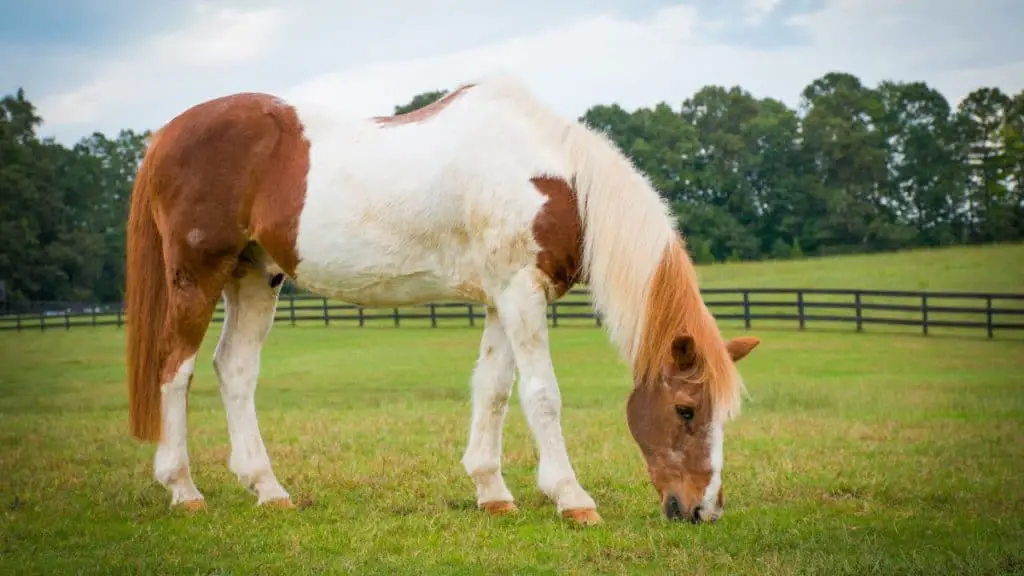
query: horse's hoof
[
  {"left": 480, "top": 501, "right": 518, "bottom": 516},
  {"left": 562, "top": 508, "right": 602, "bottom": 526},
  {"left": 260, "top": 497, "right": 296, "bottom": 509},
  {"left": 177, "top": 499, "right": 206, "bottom": 512}
]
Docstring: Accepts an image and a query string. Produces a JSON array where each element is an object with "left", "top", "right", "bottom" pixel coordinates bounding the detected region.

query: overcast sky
[{"left": 4, "top": 0, "right": 1022, "bottom": 145}]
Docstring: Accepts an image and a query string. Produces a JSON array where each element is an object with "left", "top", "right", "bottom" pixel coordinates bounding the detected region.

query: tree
[
  {"left": 1002, "top": 91, "right": 1024, "bottom": 236},
  {"left": 877, "top": 80, "right": 959, "bottom": 246},
  {"left": 798, "top": 72, "right": 897, "bottom": 254},
  {"left": 954, "top": 87, "right": 1015, "bottom": 242},
  {"left": 393, "top": 90, "right": 448, "bottom": 115}
]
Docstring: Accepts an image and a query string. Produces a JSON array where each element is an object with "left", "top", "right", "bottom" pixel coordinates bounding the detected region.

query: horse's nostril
[
  {"left": 665, "top": 495, "right": 683, "bottom": 520},
  {"left": 690, "top": 504, "right": 703, "bottom": 524}
]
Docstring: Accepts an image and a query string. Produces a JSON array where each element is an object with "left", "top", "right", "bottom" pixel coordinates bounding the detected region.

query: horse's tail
[{"left": 125, "top": 147, "right": 167, "bottom": 443}]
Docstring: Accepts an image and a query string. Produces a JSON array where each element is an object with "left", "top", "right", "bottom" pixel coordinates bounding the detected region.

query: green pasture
[
  {"left": 0, "top": 244, "right": 1022, "bottom": 574},
  {"left": 696, "top": 242, "right": 1024, "bottom": 292}
]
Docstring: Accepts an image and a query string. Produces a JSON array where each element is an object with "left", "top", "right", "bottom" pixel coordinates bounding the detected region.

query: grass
[
  {"left": 696, "top": 242, "right": 1024, "bottom": 293},
  {"left": 0, "top": 243, "right": 1022, "bottom": 574},
  {"left": 1, "top": 324, "right": 1023, "bottom": 575}
]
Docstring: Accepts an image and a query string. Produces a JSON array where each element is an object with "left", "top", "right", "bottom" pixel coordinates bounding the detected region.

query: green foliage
[
  {"left": 582, "top": 77, "right": 1023, "bottom": 265},
  {"left": 0, "top": 89, "right": 150, "bottom": 304},
  {"left": 2, "top": 71, "right": 1023, "bottom": 304},
  {"left": 790, "top": 238, "right": 805, "bottom": 260},
  {"left": 770, "top": 238, "right": 792, "bottom": 260},
  {"left": 393, "top": 90, "right": 448, "bottom": 115}
]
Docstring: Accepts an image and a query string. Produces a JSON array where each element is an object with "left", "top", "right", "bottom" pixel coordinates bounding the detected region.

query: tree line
[{"left": 1, "top": 72, "right": 1021, "bottom": 304}]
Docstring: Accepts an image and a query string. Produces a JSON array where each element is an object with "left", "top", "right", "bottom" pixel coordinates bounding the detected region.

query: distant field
[{"left": 695, "top": 242, "right": 1024, "bottom": 293}]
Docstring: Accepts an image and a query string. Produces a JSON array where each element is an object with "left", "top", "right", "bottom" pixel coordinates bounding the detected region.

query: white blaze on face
[{"left": 702, "top": 417, "right": 725, "bottom": 512}]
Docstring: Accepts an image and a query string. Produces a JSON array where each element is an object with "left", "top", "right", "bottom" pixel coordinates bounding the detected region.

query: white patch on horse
[
  {"left": 290, "top": 82, "right": 568, "bottom": 307},
  {"left": 186, "top": 228, "right": 204, "bottom": 247},
  {"left": 494, "top": 267, "right": 596, "bottom": 513},
  {"left": 214, "top": 266, "right": 290, "bottom": 504},
  {"left": 153, "top": 354, "right": 202, "bottom": 505},
  {"left": 701, "top": 417, "right": 725, "bottom": 519},
  {"left": 461, "top": 308, "right": 516, "bottom": 506}
]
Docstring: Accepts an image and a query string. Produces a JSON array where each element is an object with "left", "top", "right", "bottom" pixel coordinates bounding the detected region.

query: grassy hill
[{"left": 694, "top": 242, "right": 1024, "bottom": 293}]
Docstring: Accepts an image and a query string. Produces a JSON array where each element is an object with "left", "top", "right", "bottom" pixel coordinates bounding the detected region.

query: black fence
[{"left": 1, "top": 288, "right": 1023, "bottom": 339}]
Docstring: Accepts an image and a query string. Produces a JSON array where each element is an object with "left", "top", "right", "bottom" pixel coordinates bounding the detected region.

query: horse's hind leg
[
  {"left": 213, "top": 246, "right": 292, "bottom": 507},
  {"left": 153, "top": 251, "right": 228, "bottom": 510},
  {"left": 154, "top": 349, "right": 203, "bottom": 509}
]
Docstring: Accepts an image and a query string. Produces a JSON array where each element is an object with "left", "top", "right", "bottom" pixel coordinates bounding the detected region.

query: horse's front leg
[
  {"left": 461, "top": 307, "right": 518, "bottom": 515},
  {"left": 494, "top": 269, "right": 601, "bottom": 526}
]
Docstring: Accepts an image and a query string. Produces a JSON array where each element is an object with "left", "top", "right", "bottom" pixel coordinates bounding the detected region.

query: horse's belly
[
  {"left": 305, "top": 272, "right": 460, "bottom": 307},
  {"left": 291, "top": 233, "right": 496, "bottom": 307}
]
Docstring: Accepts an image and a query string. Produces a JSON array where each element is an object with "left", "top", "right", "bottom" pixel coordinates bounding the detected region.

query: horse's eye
[{"left": 675, "top": 406, "right": 695, "bottom": 421}]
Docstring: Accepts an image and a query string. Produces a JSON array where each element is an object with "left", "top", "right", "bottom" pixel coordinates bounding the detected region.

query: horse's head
[{"left": 626, "top": 333, "right": 759, "bottom": 523}]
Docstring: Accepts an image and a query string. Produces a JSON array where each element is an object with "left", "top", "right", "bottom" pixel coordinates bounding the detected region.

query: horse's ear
[
  {"left": 669, "top": 335, "right": 697, "bottom": 371},
  {"left": 726, "top": 336, "right": 760, "bottom": 362}
]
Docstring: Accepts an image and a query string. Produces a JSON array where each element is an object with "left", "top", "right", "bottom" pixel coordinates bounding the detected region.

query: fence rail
[{"left": 2, "top": 288, "right": 1023, "bottom": 338}]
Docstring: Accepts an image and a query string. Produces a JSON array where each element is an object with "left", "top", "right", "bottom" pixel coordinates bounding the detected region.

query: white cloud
[
  {"left": 37, "top": 4, "right": 284, "bottom": 127},
  {"left": 151, "top": 4, "right": 283, "bottom": 68},
  {"left": 29, "top": 0, "right": 1024, "bottom": 143},
  {"left": 744, "top": 0, "right": 782, "bottom": 25}
]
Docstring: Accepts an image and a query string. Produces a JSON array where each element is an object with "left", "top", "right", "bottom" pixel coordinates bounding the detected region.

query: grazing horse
[{"left": 124, "top": 74, "right": 760, "bottom": 526}]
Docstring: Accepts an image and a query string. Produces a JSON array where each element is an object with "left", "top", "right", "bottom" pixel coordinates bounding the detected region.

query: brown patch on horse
[
  {"left": 480, "top": 501, "right": 517, "bottom": 516},
  {"left": 261, "top": 497, "right": 296, "bottom": 509},
  {"left": 561, "top": 508, "right": 602, "bottom": 527},
  {"left": 626, "top": 336, "right": 718, "bottom": 517},
  {"left": 246, "top": 99, "right": 308, "bottom": 277},
  {"left": 126, "top": 92, "right": 310, "bottom": 443},
  {"left": 177, "top": 499, "right": 207, "bottom": 513},
  {"left": 530, "top": 176, "right": 583, "bottom": 300},
  {"left": 372, "top": 83, "right": 476, "bottom": 126}
]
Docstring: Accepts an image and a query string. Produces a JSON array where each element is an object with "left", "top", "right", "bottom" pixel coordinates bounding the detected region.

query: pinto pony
[{"left": 124, "top": 75, "right": 760, "bottom": 526}]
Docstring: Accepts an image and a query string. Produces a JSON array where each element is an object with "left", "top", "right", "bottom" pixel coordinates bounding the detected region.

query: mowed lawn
[{"left": 1, "top": 243, "right": 1022, "bottom": 574}]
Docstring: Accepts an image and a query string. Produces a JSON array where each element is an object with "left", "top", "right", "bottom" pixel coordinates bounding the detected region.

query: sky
[{"left": 3, "top": 0, "right": 1023, "bottom": 145}]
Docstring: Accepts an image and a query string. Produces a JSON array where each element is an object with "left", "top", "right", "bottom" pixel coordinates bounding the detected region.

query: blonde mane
[
  {"left": 569, "top": 127, "right": 741, "bottom": 419},
  {"left": 473, "top": 75, "right": 742, "bottom": 419}
]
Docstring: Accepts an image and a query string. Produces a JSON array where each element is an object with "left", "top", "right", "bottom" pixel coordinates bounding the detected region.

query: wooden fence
[{"left": 2, "top": 288, "right": 1023, "bottom": 338}]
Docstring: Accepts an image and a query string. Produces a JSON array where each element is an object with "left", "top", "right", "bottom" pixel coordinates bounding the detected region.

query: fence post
[
  {"left": 986, "top": 296, "right": 993, "bottom": 339},
  {"left": 358, "top": 307, "right": 365, "bottom": 328},
  {"left": 468, "top": 304, "right": 475, "bottom": 327},
  {"left": 921, "top": 295, "right": 929, "bottom": 336},
  {"left": 742, "top": 290, "right": 751, "bottom": 330},
  {"left": 429, "top": 303, "right": 437, "bottom": 328},
  {"left": 289, "top": 295, "right": 296, "bottom": 326},
  {"left": 797, "top": 290, "right": 805, "bottom": 331},
  {"left": 855, "top": 291, "right": 863, "bottom": 332},
  {"left": 393, "top": 308, "right": 400, "bottom": 328},
  {"left": 595, "top": 311, "right": 602, "bottom": 327},
  {"left": 322, "top": 298, "right": 329, "bottom": 326},
  {"left": 15, "top": 314, "right": 21, "bottom": 331}
]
